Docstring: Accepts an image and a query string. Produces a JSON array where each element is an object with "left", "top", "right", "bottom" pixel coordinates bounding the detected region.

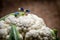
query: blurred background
[{"left": 0, "top": 0, "right": 60, "bottom": 38}]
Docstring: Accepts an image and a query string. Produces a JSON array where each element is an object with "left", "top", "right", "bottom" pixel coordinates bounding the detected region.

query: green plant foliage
[{"left": 8, "top": 24, "right": 21, "bottom": 40}]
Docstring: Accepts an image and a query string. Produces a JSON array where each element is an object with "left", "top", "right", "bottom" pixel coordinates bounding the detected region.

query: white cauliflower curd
[
  {"left": 0, "top": 10, "right": 56, "bottom": 40},
  {"left": 5, "top": 15, "right": 19, "bottom": 24}
]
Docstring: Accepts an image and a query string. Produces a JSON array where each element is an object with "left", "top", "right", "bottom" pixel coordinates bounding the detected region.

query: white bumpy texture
[{"left": 0, "top": 14, "right": 55, "bottom": 40}]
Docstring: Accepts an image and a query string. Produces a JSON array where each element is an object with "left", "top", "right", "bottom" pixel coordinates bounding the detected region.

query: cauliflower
[{"left": 0, "top": 12, "right": 56, "bottom": 40}]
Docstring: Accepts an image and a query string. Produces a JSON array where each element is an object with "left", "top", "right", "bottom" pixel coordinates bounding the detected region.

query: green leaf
[
  {"left": 51, "top": 29, "right": 58, "bottom": 40},
  {"left": 9, "top": 24, "right": 20, "bottom": 40}
]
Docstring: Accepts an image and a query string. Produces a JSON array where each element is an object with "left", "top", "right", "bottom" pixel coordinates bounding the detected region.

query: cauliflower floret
[
  {"left": 25, "top": 27, "right": 53, "bottom": 40},
  {"left": 28, "top": 20, "right": 46, "bottom": 30},
  {"left": 39, "top": 27, "right": 51, "bottom": 36},
  {"left": 16, "top": 27, "right": 22, "bottom": 31},
  {"left": 0, "top": 28, "right": 8, "bottom": 38},
  {"left": 25, "top": 30, "right": 39, "bottom": 38},
  {"left": 5, "top": 15, "right": 19, "bottom": 24},
  {"left": 27, "top": 14, "right": 46, "bottom": 30},
  {"left": 28, "top": 21, "right": 42, "bottom": 30},
  {"left": 19, "top": 34, "right": 23, "bottom": 40},
  {"left": 6, "top": 35, "right": 10, "bottom": 40},
  {"left": 18, "top": 16, "right": 35, "bottom": 27},
  {"left": 0, "top": 20, "right": 10, "bottom": 29},
  {"left": 0, "top": 20, "right": 5, "bottom": 29},
  {"left": 25, "top": 30, "right": 44, "bottom": 40},
  {"left": 30, "top": 14, "right": 46, "bottom": 26},
  {"left": 43, "top": 37, "right": 48, "bottom": 40}
]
